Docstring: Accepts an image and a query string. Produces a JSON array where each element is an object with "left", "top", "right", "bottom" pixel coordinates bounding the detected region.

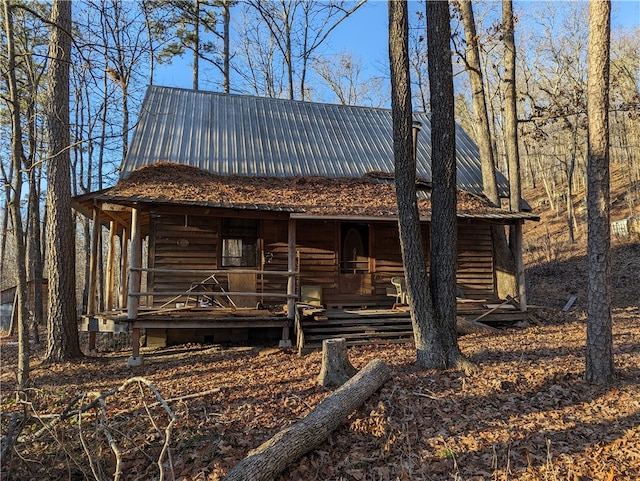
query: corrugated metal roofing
[{"left": 122, "top": 85, "right": 510, "bottom": 195}]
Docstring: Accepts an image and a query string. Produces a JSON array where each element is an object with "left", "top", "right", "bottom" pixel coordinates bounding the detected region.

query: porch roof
[{"left": 76, "top": 163, "right": 539, "bottom": 222}]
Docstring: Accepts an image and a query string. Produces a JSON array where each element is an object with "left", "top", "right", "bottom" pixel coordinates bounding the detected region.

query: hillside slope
[{"left": 523, "top": 161, "right": 640, "bottom": 312}]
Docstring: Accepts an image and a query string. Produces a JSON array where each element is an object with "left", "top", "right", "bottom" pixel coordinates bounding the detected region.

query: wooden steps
[
  {"left": 296, "top": 308, "right": 413, "bottom": 354},
  {"left": 296, "top": 301, "right": 532, "bottom": 354}
]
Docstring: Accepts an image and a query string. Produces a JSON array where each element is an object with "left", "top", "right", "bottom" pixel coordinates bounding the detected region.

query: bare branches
[
  {"left": 7, "top": 376, "right": 178, "bottom": 481},
  {"left": 0, "top": 412, "right": 26, "bottom": 464}
]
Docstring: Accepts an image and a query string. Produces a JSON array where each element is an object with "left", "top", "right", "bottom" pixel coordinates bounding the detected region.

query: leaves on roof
[{"left": 106, "top": 162, "right": 507, "bottom": 217}]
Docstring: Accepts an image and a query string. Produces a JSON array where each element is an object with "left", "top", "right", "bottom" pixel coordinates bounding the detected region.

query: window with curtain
[{"left": 221, "top": 218, "right": 259, "bottom": 267}]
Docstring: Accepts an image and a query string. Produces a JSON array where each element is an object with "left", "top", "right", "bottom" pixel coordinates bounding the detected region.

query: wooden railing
[{"left": 127, "top": 267, "right": 298, "bottom": 319}]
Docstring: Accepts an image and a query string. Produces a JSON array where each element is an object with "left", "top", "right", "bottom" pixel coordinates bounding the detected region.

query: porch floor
[
  {"left": 80, "top": 299, "right": 529, "bottom": 355},
  {"left": 80, "top": 305, "right": 290, "bottom": 333}
]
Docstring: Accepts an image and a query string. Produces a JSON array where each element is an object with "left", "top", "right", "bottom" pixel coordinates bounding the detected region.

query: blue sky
[
  {"left": 157, "top": 0, "right": 639, "bottom": 96},
  {"left": 326, "top": 0, "right": 639, "bottom": 65}
]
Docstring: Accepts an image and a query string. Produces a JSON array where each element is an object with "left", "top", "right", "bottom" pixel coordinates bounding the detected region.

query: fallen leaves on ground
[
  {"left": 2, "top": 305, "right": 639, "bottom": 480},
  {"left": 3, "top": 170, "right": 639, "bottom": 480}
]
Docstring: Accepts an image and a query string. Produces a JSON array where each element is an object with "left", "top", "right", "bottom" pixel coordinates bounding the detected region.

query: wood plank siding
[
  {"left": 456, "top": 223, "right": 496, "bottom": 299},
  {"left": 149, "top": 208, "right": 220, "bottom": 307},
  {"left": 146, "top": 207, "right": 498, "bottom": 309}
]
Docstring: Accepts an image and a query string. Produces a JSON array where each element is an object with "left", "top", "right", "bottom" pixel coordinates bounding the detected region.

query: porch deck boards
[{"left": 81, "top": 306, "right": 289, "bottom": 332}]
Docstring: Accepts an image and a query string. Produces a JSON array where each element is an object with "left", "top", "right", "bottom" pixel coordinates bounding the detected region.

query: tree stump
[
  {"left": 317, "top": 338, "right": 357, "bottom": 387},
  {"left": 223, "top": 359, "right": 391, "bottom": 481}
]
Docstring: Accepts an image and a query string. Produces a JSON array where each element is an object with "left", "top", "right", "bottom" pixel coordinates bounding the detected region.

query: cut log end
[{"left": 317, "top": 338, "right": 357, "bottom": 387}]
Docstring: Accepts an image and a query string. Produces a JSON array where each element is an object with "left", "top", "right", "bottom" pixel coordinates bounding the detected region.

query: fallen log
[
  {"left": 223, "top": 359, "right": 391, "bottom": 481},
  {"left": 456, "top": 316, "right": 500, "bottom": 335}
]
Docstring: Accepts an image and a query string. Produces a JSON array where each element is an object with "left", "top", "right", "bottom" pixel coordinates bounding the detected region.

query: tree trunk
[
  {"left": 27, "top": 175, "right": 43, "bottom": 344},
  {"left": 3, "top": 0, "right": 30, "bottom": 387},
  {"left": 44, "top": 0, "right": 82, "bottom": 363},
  {"left": 585, "top": 0, "right": 613, "bottom": 384},
  {"left": 502, "top": 0, "right": 521, "bottom": 213},
  {"left": 317, "top": 338, "right": 357, "bottom": 387},
  {"left": 223, "top": 359, "right": 391, "bottom": 481},
  {"left": 459, "top": 0, "right": 499, "bottom": 206},
  {"left": 193, "top": 0, "right": 200, "bottom": 91},
  {"left": 492, "top": 226, "right": 518, "bottom": 299},
  {"left": 222, "top": 0, "right": 230, "bottom": 93},
  {"left": 388, "top": 0, "right": 435, "bottom": 365},
  {"left": 25, "top": 65, "right": 43, "bottom": 344},
  {"left": 424, "top": 0, "right": 467, "bottom": 369},
  {"left": 495, "top": 0, "right": 522, "bottom": 301}
]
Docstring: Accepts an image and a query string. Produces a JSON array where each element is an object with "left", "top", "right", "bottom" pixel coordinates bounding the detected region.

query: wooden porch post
[
  {"left": 514, "top": 219, "right": 527, "bottom": 312},
  {"left": 105, "top": 221, "right": 117, "bottom": 311},
  {"left": 281, "top": 217, "right": 296, "bottom": 347},
  {"left": 119, "top": 227, "right": 129, "bottom": 309},
  {"left": 87, "top": 207, "right": 100, "bottom": 352},
  {"left": 127, "top": 206, "right": 143, "bottom": 366}
]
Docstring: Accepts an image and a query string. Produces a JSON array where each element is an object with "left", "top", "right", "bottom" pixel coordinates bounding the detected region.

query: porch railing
[{"left": 127, "top": 267, "right": 298, "bottom": 319}]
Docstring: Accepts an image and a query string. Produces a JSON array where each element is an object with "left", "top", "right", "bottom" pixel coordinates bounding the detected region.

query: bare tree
[
  {"left": 3, "top": 0, "right": 30, "bottom": 386},
  {"left": 424, "top": 0, "right": 468, "bottom": 369},
  {"left": 585, "top": 0, "right": 613, "bottom": 384},
  {"left": 99, "top": 0, "right": 149, "bottom": 161},
  {"left": 454, "top": 0, "right": 517, "bottom": 299},
  {"left": 313, "top": 51, "right": 386, "bottom": 107},
  {"left": 235, "top": 9, "right": 286, "bottom": 97},
  {"left": 408, "top": 6, "right": 428, "bottom": 112},
  {"left": 519, "top": 2, "right": 590, "bottom": 243},
  {"left": 502, "top": 0, "right": 521, "bottom": 214},
  {"left": 389, "top": 0, "right": 432, "bottom": 368},
  {"left": 43, "top": 0, "right": 82, "bottom": 363},
  {"left": 457, "top": 0, "right": 499, "bottom": 205},
  {"left": 244, "top": 0, "right": 365, "bottom": 100},
  {"left": 19, "top": 4, "right": 49, "bottom": 344}
]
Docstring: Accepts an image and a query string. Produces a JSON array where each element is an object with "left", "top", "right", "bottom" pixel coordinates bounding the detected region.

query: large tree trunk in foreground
[
  {"left": 388, "top": 0, "right": 435, "bottom": 367},
  {"left": 585, "top": 0, "right": 613, "bottom": 384},
  {"left": 224, "top": 359, "right": 391, "bottom": 481},
  {"left": 44, "top": 0, "right": 82, "bottom": 363},
  {"left": 424, "top": 0, "right": 467, "bottom": 368}
]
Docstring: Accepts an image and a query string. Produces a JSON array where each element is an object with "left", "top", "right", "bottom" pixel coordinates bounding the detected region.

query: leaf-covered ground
[
  {"left": 2, "top": 291, "right": 639, "bottom": 480},
  {"left": 2, "top": 174, "right": 639, "bottom": 480}
]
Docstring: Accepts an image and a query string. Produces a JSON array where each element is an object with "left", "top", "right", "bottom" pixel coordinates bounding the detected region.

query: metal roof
[{"left": 122, "top": 85, "right": 510, "bottom": 196}]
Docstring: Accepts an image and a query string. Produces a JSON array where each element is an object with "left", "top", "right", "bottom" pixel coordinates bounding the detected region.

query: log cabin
[{"left": 73, "top": 86, "right": 538, "bottom": 362}]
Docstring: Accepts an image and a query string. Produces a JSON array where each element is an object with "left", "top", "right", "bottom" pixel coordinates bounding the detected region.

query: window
[
  {"left": 221, "top": 218, "right": 259, "bottom": 267},
  {"left": 340, "top": 223, "right": 369, "bottom": 273}
]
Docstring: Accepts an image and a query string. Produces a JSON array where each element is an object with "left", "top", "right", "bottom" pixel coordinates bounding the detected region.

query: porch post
[
  {"left": 87, "top": 207, "right": 100, "bottom": 352},
  {"left": 127, "top": 206, "right": 143, "bottom": 366},
  {"left": 105, "top": 221, "right": 117, "bottom": 311},
  {"left": 514, "top": 219, "right": 527, "bottom": 311},
  {"left": 281, "top": 217, "right": 296, "bottom": 348},
  {"left": 119, "top": 226, "right": 129, "bottom": 309}
]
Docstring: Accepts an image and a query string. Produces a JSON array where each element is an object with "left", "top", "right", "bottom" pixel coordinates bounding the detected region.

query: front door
[{"left": 338, "top": 223, "right": 371, "bottom": 296}]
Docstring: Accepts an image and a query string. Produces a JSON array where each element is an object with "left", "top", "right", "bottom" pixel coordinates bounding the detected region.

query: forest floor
[{"left": 2, "top": 177, "right": 640, "bottom": 480}]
